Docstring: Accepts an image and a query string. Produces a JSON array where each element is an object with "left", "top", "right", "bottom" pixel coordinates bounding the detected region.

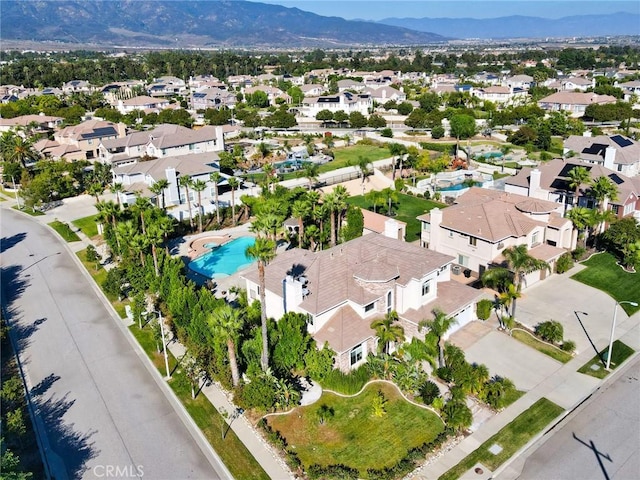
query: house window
[
  {"left": 611, "top": 205, "right": 620, "bottom": 215},
  {"left": 448, "top": 230, "right": 454, "bottom": 238},
  {"left": 350, "top": 343, "right": 364, "bottom": 366},
  {"left": 469, "top": 236, "right": 477, "bottom": 246},
  {"left": 422, "top": 280, "right": 431, "bottom": 296},
  {"left": 386, "top": 291, "right": 392, "bottom": 313},
  {"left": 531, "top": 231, "right": 539, "bottom": 246},
  {"left": 458, "top": 255, "right": 469, "bottom": 267},
  {"left": 364, "top": 302, "right": 375, "bottom": 313}
]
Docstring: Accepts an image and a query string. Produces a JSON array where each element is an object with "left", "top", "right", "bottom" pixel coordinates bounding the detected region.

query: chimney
[
  {"left": 604, "top": 146, "right": 616, "bottom": 171},
  {"left": 529, "top": 169, "right": 542, "bottom": 198},
  {"left": 384, "top": 218, "right": 399, "bottom": 240},
  {"left": 428, "top": 208, "right": 443, "bottom": 251},
  {"left": 165, "top": 167, "right": 179, "bottom": 205}
]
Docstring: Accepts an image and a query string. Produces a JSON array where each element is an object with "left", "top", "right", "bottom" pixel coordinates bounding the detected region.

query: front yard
[
  {"left": 571, "top": 252, "right": 640, "bottom": 316},
  {"left": 266, "top": 381, "right": 444, "bottom": 475}
]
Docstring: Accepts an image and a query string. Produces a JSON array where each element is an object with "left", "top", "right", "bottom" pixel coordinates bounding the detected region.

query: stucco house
[
  {"left": 300, "top": 92, "right": 372, "bottom": 118},
  {"left": 418, "top": 188, "right": 573, "bottom": 284},
  {"left": 116, "top": 96, "right": 171, "bottom": 114},
  {"left": 537, "top": 92, "right": 616, "bottom": 117},
  {"left": 0, "top": 113, "right": 63, "bottom": 133},
  {"left": 564, "top": 134, "right": 640, "bottom": 178},
  {"left": 242, "top": 234, "right": 483, "bottom": 371},
  {"left": 362, "top": 86, "right": 407, "bottom": 103},
  {"left": 504, "top": 160, "right": 640, "bottom": 222},
  {"left": 54, "top": 119, "right": 127, "bottom": 161},
  {"left": 190, "top": 88, "right": 237, "bottom": 111}
]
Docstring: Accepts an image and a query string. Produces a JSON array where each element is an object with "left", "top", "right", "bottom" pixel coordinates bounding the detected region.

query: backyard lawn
[
  {"left": 347, "top": 193, "right": 445, "bottom": 242},
  {"left": 571, "top": 252, "right": 640, "bottom": 316},
  {"left": 266, "top": 382, "right": 444, "bottom": 475},
  {"left": 318, "top": 144, "right": 390, "bottom": 174},
  {"left": 439, "top": 398, "right": 564, "bottom": 480}
]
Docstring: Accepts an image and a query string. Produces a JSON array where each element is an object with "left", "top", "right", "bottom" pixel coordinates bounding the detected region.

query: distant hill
[
  {"left": 0, "top": 0, "right": 447, "bottom": 48},
  {"left": 378, "top": 12, "right": 640, "bottom": 39}
]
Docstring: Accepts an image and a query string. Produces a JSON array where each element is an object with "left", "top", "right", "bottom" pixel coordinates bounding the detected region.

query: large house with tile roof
[
  {"left": 537, "top": 92, "right": 616, "bottom": 117},
  {"left": 53, "top": 119, "right": 127, "bottom": 161},
  {"left": 563, "top": 134, "right": 640, "bottom": 178},
  {"left": 242, "top": 234, "right": 483, "bottom": 371},
  {"left": 418, "top": 188, "right": 574, "bottom": 283},
  {"left": 504, "top": 160, "right": 640, "bottom": 222}
]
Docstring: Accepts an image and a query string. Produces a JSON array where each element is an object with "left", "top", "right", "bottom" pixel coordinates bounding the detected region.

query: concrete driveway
[{"left": 514, "top": 265, "right": 637, "bottom": 358}]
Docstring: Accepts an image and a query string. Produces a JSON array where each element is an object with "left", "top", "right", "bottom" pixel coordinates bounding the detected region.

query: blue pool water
[
  {"left": 188, "top": 236, "right": 256, "bottom": 279},
  {"left": 481, "top": 152, "right": 503, "bottom": 159},
  {"left": 437, "top": 181, "right": 483, "bottom": 192}
]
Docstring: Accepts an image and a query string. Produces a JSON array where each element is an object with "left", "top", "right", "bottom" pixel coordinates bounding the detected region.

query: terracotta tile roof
[
  {"left": 243, "top": 234, "right": 454, "bottom": 316},
  {"left": 538, "top": 92, "right": 616, "bottom": 105},
  {"left": 528, "top": 243, "right": 567, "bottom": 262},
  {"left": 564, "top": 135, "right": 640, "bottom": 166},
  {"left": 113, "top": 152, "right": 219, "bottom": 181},
  {"left": 314, "top": 305, "right": 377, "bottom": 354},
  {"left": 361, "top": 208, "right": 406, "bottom": 234},
  {"left": 401, "top": 281, "right": 485, "bottom": 325}
]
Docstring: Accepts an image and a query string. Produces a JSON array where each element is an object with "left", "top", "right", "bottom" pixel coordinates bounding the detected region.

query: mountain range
[
  {"left": 0, "top": 0, "right": 445, "bottom": 48},
  {"left": 1, "top": 0, "right": 637, "bottom": 48},
  {"left": 378, "top": 12, "right": 640, "bottom": 40}
]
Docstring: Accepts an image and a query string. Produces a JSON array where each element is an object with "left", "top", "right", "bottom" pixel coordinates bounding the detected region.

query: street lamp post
[
  {"left": 156, "top": 310, "right": 171, "bottom": 379},
  {"left": 606, "top": 300, "right": 638, "bottom": 370}
]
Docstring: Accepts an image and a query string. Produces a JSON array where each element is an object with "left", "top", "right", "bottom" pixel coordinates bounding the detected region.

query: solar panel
[
  {"left": 609, "top": 174, "right": 624, "bottom": 185},
  {"left": 193, "top": 93, "right": 206, "bottom": 98},
  {"left": 611, "top": 135, "right": 633, "bottom": 148},
  {"left": 558, "top": 164, "right": 592, "bottom": 178},
  {"left": 81, "top": 127, "right": 117, "bottom": 139}
]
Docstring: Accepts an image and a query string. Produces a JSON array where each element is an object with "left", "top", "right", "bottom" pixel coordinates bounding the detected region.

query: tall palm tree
[
  {"left": 356, "top": 155, "right": 372, "bottom": 185},
  {"left": 88, "top": 183, "right": 104, "bottom": 203},
  {"left": 589, "top": 176, "right": 619, "bottom": 234},
  {"left": 303, "top": 162, "right": 319, "bottom": 190},
  {"left": 209, "top": 172, "right": 222, "bottom": 224},
  {"left": 149, "top": 179, "right": 169, "bottom": 210},
  {"left": 146, "top": 223, "right": 163, "bottom": 276},
  {"left": 333, "top": 185, "right": 349, "bottom": 239},
  {"left": 191, "top": 179, "right": 208, "bottom": 233},
  {"left": 387, "top": 143, "right": 406, "bottom": 180},
  {"left": 566, "top": 206, "right": 593, "bottom": 247},
  {"left": 111, "top": 182, "right": 124, "bottom": 208},
  {"left": 502, "top": 245, "right": 549, "bottom": 320},
  {"left": 419, "top": 309, "right": 457, "bottom": 369},
  {"left": 2, "top": 133, "right": 38, "bottom": 167},
  {"left": 208, "top": 304, "right": 243, "bottom": 387},
  {"left": 227, "top": 177, "right": 240, "bottom": 226},
  {"left": 566, "top": 166, "right": 590, "bottom": 209},
  {"left": 291, "top": 199, "right": 312, "bottom": 247},
  {"left": 498, "top": 283, "right": 520, "bottom": 331},
  {"left": 365, "top": 189, "right": 384, "bottom": 213},
  {"left": 178, "top": 176, "right": 194, "bottom": 230},
  {"left": 370, "top": 310, "right": 405, "bottom": 355},
  {"left": 262, "top": 163, "right": 276, "bottom": 194},
  {"left": 381, "top": 187, "right": 398, "bottom": 216},
  {"left": 96, "top": 200, "right": 121, "bottom": 252},
  {"left": 246, "top": 237, "right": 277, "bottom": 372},
  {"left": 323, "top": 191, "right": 339, "bottom": 247},
  {"left": 131, "top": 194, "right": 152, "bottom": 235}
]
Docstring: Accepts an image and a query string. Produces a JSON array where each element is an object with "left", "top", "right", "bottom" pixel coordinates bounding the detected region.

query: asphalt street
[
  {"left": 0, "top": 208, "right": 229, "bottom": 480},
  {"left": 513, "top": 354, "right": 640, "bottom": 480}
]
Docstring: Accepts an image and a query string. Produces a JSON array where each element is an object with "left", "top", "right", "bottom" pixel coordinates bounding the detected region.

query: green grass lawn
[
  {"left": 72, "top": 214, "right": 100, "bottom": 238},
  {"left": 129, "top": 325, "right": 269, "bottom": 480},
  {"left": 318, "top": 144, "right": 390, "bottom": 174},
  {"left": 267, "top": 382, "right": 444, "bottom": 475},
  {"left": 48, "top": 220, "right": 81, "bottom": 242},
  {"left": 439, "top": 398, "right": 564, "bottom": 480},
  {"left": 571, "top": 252, "right": 640, "bottom": 316},
  {"left": 12, "top": 205, "right": 44, "bottom": 216},
  {"left": 347, "top": 193, "right": 445, "bottom": 242},
  {"left": 577, "top": 340, "right": 635, "bottom": 379},
  {"left": 76, "top": 249, "right": 127, "bottom": 318},
  {"left": 512, "top": 329, "right": 573, "bottom": 364}
]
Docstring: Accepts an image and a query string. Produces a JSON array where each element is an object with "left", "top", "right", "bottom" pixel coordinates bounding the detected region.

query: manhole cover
[
  {"left": 590, "top": 364, "right": 601, "bottom": 371},
  {"left": 488, "top": 443, "right": 503, "bottom": 455},
  {"left": 475, "top": 467, "right": 484, "bottom": 474}
]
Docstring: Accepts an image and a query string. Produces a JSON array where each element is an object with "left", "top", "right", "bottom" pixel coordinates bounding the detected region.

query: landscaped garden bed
[{"left": 265, "top": 381, "right": 445, "bottom": 477}]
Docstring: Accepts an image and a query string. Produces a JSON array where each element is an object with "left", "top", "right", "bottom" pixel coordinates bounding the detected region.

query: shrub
[
  {"left": 419, "top": 380, "right": 441, "bottom": 405},
  {"left": 442, "top": 400, "right": 472, "bottom": 432},
  {"left": 436, "top": 366, "right": 454, "bottom": 383},
  {"left": 555, "top": 252, "right": 574, "bottom": 274},
  {"left": 535, "top": 320, "right": 564, "bottom": 344},
  {"left": 481, "top": 376, "right": 517, "bottom": 410},
  {"left": 307, "top": 464, "right": 359, "bottom": 480},
  {"left": 561, "top": 340, "right": 576, "bottom": 353},
  {"left": 235, "top": 374, "right": 277, "bottom": 412},
  {"left": 380, "top": 128, "right": 393, "bottom": 138},
  {"left": 320, "top": 365, "right": 371, "bottom": 395},
  {"left": 572, "top": 246, "right": 587, "bottom": 261},
  {"left": 476, "top": 299, "right": 493, "bottom": 321},
  {"left": 431, "top": 125, "right": 445, "bottom": 139},
  {"left": 304, "top": 342, "right": 335, "bottom": 380}
]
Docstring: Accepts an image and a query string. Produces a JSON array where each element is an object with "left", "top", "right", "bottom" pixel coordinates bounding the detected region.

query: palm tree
[
  {"left": 356, "top": 155, "right": 372, "bottom": 185},
  {"left": 323, "top": 191, "right": 339, "bottom": 248},
  {"left": 2, "top": 133, "right": 38, "bottom": 167},
  {"left": 191, "top": 179, "right": 207, "bottom": 233},
  {"left": 498, "top": 283, "right": 520, "bottom": 332},
  {"left": 227, "top": 177, "right": 240, "bottom": 226},
  {"left": 370, "top": 310, "right": 405, "bottom": 355},
  {"left": 96, "top": 200, "right": 121, "bottom": 252},
  {"left": 566, "top": 166, "right": 590, "bottom": 209},
  {"left": 178, "top": 176, "right": 194, "bottom": 230},
  {"left": 131, "top": 194, "right": 152, "bottom": 235},
  {"left": 111, "top": 182, "right": 124, "bottom": 208},
  {"left": 303, "top": 162, "right": 319, "bottom": 190},
  {"left": 387, "top": 143, "right": 406, "bottom": 180},
  {"left": 502, "top": 245, "right": 549, "bottom": 320},
  {"left": 365, "top": 189, "right": 384, "bottom": 214},
  {"left": 208, "top": 304, "right": 243, "bottom": 387},
  {"left": 146, "top": 223, "right": 163, "bottom": 276},
  {"left": 566, "top": 206, "right": 593, "bottom": 247},
  {"left": 149, "top": 179, "right": 169, "bottom": 210},
  {"left": 381, "top": 187, "right": 398, "bottom": 216},
  {"left": 88, "top": 182, "right": 104, "bottom": 203},
  {"left": 589, "top": 176, "right": 619, "bottom": 234},
  {"left": 246, "top": 237, "right": 277, "bottom": 371},
  {"left": 419, "top": 309, "right": 457, "bottom": 369},
  {"left": 291, "top": 199, "right": 311, "bottom": 247},
  {"left": 209, "top": 172, "right": 222, "bottom": 224},
  {"left": 333, "top": 185, "right": 349, "bottom": 239}
]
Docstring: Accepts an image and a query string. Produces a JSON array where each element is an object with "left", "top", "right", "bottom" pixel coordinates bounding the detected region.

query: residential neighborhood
[{"left": 1, "top": 11, "right": 639, "bottom": 480}]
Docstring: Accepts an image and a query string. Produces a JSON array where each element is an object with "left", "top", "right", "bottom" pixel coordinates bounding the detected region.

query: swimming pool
[
  {"left": 188, "top": 236, "right": 256, "bottom": 279},
  {"left": 437, "top": 181, "right": 483, "bottom": 192}
]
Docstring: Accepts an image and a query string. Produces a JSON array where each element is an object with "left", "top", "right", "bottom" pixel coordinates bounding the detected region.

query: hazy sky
[{"left": 256, "top": 1, "right": 640, "bottom": 20}]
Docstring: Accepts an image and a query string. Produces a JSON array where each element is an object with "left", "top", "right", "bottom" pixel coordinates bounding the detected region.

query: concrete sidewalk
[{"left": 164, "top": 340, "right": 294, "bottom": 480}]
